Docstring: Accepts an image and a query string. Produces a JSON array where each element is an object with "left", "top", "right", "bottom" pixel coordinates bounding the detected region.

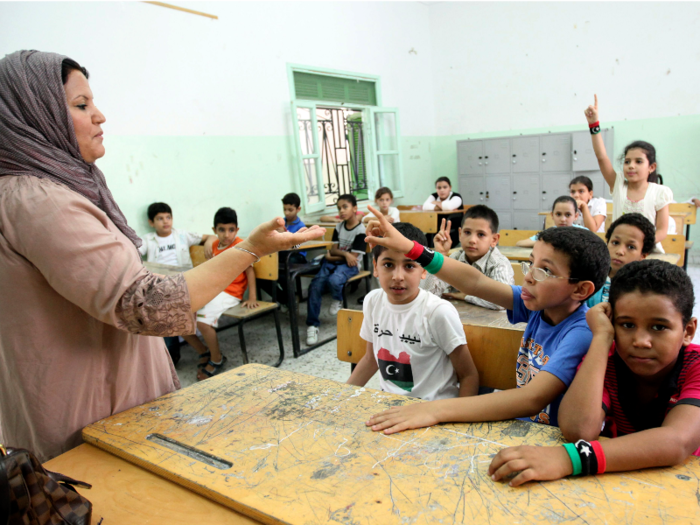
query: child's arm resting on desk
[
  {"left": 515, "top": 238, "right": 536, "bottom": 248},
  {"left": 367, "top": 370, "right": 566, "bottom": 434},
  {"left": 364, "top": 206, "right": 513, "bottom": 310},
  {"left": 489, "top": 404, "right": 700, "bottom": 487},
  {"left": 347, "top": 342, "right": 378, "bottom": 386}
]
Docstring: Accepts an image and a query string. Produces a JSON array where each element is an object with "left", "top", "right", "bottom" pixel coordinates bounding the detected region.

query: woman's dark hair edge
[{"left": 61, "top": 58, "right": 89, "bottom": 84}]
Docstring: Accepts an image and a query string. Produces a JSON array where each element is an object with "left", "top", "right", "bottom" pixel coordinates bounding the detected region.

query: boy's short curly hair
[
  {"left": 337, "top": 194, "right": 357, "bottom": 207},
  {"left": 373, "top": 223, "right": 427, "bottom": 261},
  {"left": 609, "top": 259, "right": 695, "bottom": 324},
  {"left": 282, "top": 193, "right": 301, "bottom": 208},
  {"left": 537, "top": 227, "right": 609, "bottom": 293},
  {"left": 147, "top": 202, "right": 172, "bottom": 221},
  {"left": 606, "top": 213, "right": 656, "bottom": 255}
]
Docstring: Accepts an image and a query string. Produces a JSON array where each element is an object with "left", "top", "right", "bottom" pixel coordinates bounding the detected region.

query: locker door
[
  {"left": 459, "top": 176, "right": 485, "bottom": 205},
  {"left": 513, "top": 211, "right": 542, "bottom": 231},
  {"left": 511, "top": 136, "right": 540, "bottom": 173},
  {"left": 541, "top": 134, "right": 572, "bottom": 172},
  {"left": 457, "top": 141, "right": 484, "bottom": 175},
  {"left": 572, "top": 129, "right": 613, "bottom": 173},
  {"left": 484, "top": 176, "right": 511, "bottom": 210},
  {"left": 497, "top": 212, "right": 513, "bottom": 230},
  {"left": 540, "top": 173, "right": 572, "bottom": 212},
  {"left": 483, "top": 138, "right": 511, "bottom": 174},
  {"left": 512, "top": 175, "right": 539, "bottom": 210}
]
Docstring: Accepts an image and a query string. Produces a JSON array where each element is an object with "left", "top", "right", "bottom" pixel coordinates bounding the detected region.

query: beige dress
[{"left": 0, "top": 176, "right": 195, "bottom": 461}]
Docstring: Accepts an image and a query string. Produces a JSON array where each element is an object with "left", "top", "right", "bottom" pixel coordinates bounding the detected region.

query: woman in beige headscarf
[{"left": 0, "top": 50, "right": 324, "bottom": 461}]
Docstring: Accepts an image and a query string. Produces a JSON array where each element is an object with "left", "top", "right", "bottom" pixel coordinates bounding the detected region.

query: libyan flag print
[{"left": 377, "top": 348, "right": 414, "bottom": 392}]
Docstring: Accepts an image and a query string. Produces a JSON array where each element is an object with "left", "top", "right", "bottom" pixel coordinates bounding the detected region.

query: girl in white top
[
  {"left": 422, "top": 177, "right": 463, "bottom": 211},
  {"left": 363, "top": 186, "right": 401, "bottom": 224},
  {"left": 569, "top": 175, "right": 607, "bottom": 233},
  {"left": 585, "top": 95, "right": 672, "bottom": 251}
]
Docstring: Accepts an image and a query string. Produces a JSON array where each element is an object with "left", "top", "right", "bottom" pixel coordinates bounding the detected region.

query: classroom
[{"left": 2, "top": 1, "right": 700, "bottom": 523}]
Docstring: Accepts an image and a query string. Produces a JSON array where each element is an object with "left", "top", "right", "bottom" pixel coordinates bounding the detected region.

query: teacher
[{"left": 0, "top": 50, "right": 324, "bottom": 461}]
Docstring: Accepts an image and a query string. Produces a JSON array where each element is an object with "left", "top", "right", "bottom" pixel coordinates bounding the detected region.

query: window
[{"left": 288, "top": 65, "right": 404, "bottom": 213}]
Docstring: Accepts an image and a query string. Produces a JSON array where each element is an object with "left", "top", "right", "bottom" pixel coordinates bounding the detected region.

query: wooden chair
[
  {"left": 511, "top": 262, "right": 525, "bottom": 286},
  {"left": 660, "top": 235, "right": 686, "bottom": 267},
  {"left": 499, "top": 230, "right": 538, "bottom": 246},
  {"left": 189, "top": 246, "right": 285, "bottom": 367},
  {"left": 398, "top": 211, "right": 438, "bottom": 234},
  {"left": 337, "top": 309, "right": 519, "bottom": 391}
]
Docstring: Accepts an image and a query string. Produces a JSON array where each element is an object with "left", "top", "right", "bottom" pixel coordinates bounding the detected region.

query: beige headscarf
[{"left": 0, "top": 50, "right": 141, "bottom": 247}]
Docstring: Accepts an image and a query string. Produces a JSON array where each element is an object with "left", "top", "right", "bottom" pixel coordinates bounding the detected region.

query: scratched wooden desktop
[
  {"left": 82, "top": 364, "right": 700, "bottom": 524},
  {"left": 499, "top": 245, "right": 681, "bottom": 265}
]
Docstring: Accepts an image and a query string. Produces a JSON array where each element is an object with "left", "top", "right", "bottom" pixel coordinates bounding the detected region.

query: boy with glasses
[{"left": 362, "top": 214, "right": 610, "bottom": 434}]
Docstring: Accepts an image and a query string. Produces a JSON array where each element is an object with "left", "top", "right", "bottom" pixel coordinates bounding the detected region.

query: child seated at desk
[
  {"left": 516, "top": 196, "right": 588, "bottom": 248},
  {"left": 138, "top": 202, "right": 216, "bottom": 364},
  {"left": 489, "top": 259, "right": 700, "bottom": 486},
  {"left": 363, "top": 187, "right": 401, "bottom": 224},
  {"left": 422, "top": 205, "right": 514, "bottom": 310},
  {"left": 569, "top": 176, "right": 607, "bottom": 233},
  {"left": 587, "top": 213, "right": 655, "bottom": 307},
  {"left": 182, "top": 207, "right": 258, "bottom": 381},
  {"left": 422, "top": 176, "right": 463, "bottom": 212},
  {"left": 138, "top": 202, "right": 215, "bottom": 268},
  {"left": 364, "top": 208, "right": 609, "bottom": 433},
  {"left": 306, "top": 194, "right": 366, "bottom": 345},
  {"left": 347, "top": 222, "right": 479, "bottom": 400}
]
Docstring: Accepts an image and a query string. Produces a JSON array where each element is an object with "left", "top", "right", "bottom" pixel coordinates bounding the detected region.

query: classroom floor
[{"left": 176, "top": 264, "right": 700, "bottom": 390}]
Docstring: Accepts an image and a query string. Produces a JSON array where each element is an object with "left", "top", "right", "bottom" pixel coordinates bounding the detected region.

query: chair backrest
[
  {"left": 189, "top": 245, "right": 207, "bottom": 268},
  {"left": 396, "top": 205, "right": 416, "bottom": 211},
  {"left": 660, "top": 235, "right": 685, "bottom": 267},
  {"left": 499, "top": 230, "right": 538, "bottom": 246},
  {"left": 337, "top": 309, "right": 519, "bottom": 391},
  {"left": 398, "top": 211, "right": 438, "bottom": 233},
  {"left": 323, "top": 227, "right": 335, "bottom": 242},
  {"left": 189, "top": 245, "right": 279, "bottom": 279},
  {"left": 669, "top": 202, "right": 696, "bottom": 225},
  {"left": 511, "top": 262, "right": 524, "bottom": 286}
]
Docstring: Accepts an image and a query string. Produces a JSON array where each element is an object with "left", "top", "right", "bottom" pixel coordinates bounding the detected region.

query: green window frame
[{"left": 288, "top": 64, "right": 404, "bottom": 214}]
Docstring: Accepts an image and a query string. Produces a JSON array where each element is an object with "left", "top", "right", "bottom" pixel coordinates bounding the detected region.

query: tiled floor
[{"left": 176, "top": 264, "right": 700, "bottom": 390}]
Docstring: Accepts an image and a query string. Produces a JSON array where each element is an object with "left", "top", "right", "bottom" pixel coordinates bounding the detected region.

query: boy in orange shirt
[{"left": 182, "top": 207, "right": 258, "bottom": 380}]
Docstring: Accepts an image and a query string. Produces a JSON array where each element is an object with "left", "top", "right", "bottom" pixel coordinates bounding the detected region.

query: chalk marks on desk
[{"left": 85, "top": 365, "right": 700, "bottom": 525}]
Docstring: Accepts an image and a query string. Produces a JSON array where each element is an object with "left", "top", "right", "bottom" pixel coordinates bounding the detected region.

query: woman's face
[{"left": 64, "top": 70, "right": 106, "bottom": 163}]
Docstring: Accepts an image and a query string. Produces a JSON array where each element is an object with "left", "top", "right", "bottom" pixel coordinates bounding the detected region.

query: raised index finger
[{"left": 594, "top": 93, "right": 598, "bottom": 109}]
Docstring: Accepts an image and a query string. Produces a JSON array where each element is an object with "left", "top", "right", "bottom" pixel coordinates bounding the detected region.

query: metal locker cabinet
[
  {"left": 459, "top": 176, "right": 486, "bottom": 205},
  {"left": 484, "top": 175, "right": 512, "bottom": 210},
  {"left": 571, "top": 128, "right": 613, "bottom": 173},
  {"left": 575, "top": 170, "right": 612, "bottom": 201},
  {"left": 541, "top": 134, "right": 572, "bottom": 172},
  {"left": 512, "top": 174, "right": 540, "bottom": 211},
  {"left": 457, "top": 140, "right": 484, "bottom": 176},
  {"left": 513, "top": 211, "right": 542, "bottom": 231},
  {"left": 511, "top": 136, "right": 540, "bottom": 173},
  {"left": 497, "top": 212, "right": 513, "bottom": 230},
  {"left": 540, "top": 173, "right": 572, "bottom": 212},
  {"left": 483, "top": 138, "right": 511, "bottom": 174}
]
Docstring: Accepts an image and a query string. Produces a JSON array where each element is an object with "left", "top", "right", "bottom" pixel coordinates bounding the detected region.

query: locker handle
[
  {"left": 513, "top": 191, "right": 517, "bottom": 194},
  {"left": 478, "top": 156, "right": 482, "bottom": 159},
  {"left": 512, "top": 154, "right": 516, "bottom": 157},
  {"left": 541, "top": 152, "right": 546, "bottom": 155},
  {"left": 479, "top": 192, "right": 484, "bottom": 195},
  {"left": 542, "top": 191, "right": 547, "bottom": 194},
  {"left": 484, "top": 156, "right": 489, "bottom": 159},
  {"left": 573, "top": 150, "right": 577, "bottom": 154}
]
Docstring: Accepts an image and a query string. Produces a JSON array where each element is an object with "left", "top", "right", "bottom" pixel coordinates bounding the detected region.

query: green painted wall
[
  {"left": 98, "top": 135, "right": 435, "bottom": 238},
  {"left": 430, "top": 114, "right": 700, "bottom": 258}
]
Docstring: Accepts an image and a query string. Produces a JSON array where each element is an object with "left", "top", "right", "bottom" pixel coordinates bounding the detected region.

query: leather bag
[{"left": 0, "top": 445, "right": 92, "bottom": 525}]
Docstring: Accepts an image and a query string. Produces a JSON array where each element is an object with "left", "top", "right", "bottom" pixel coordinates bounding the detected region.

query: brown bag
[{"left": 0, "top": 445, "right": 92, "bottom": 525}]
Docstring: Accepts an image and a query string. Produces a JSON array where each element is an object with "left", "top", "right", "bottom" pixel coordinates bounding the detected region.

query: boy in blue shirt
[{"left": 363, "top": 209, "right": 609, "bottom": 433}]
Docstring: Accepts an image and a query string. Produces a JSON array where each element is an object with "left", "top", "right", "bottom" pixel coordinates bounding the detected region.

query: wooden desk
[
  {"left": 45, "top": 444, "right": 256, "bottom": 525},
  {"left": 84, "top": 364, "right": 700, "bottom": 524},
  {"left": 398, "top": 211, "right": 439, "bottom": 233},
  {"left": 499, "top": 245, "right": 681, "bottom": 265},
  {"left": 449, "top": 298, "right": 526, "bottom": 331}
]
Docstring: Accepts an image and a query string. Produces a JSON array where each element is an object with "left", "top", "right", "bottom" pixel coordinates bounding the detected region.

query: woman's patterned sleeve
[{"left": 115, "top": 272, "right": 196, "bottom": 337}]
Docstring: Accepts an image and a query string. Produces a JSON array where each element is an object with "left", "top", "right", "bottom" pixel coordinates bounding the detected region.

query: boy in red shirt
[{"left": 183, "top": 207, "right": 258, "bottom": 380}]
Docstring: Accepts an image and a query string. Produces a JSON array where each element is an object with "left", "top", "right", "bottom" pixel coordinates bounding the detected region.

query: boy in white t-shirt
[
  {"left": 139, "top": 202, "right": 215, "bottom": 268},
  {"left": 347, "top": 222, "right": 479, "bottom": 401}
]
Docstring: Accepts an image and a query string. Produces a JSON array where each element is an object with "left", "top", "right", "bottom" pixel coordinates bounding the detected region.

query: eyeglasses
[{"left": 520, "top": 261, "right": 580, "bottom": 283}]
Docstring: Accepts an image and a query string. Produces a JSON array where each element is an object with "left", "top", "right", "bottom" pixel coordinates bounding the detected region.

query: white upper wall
[
  {"left": 1, "top": 1, "right": 436, "bottom": 137},
  {"left": 429, "top": 2, "right": 700, "bottom": 136}
]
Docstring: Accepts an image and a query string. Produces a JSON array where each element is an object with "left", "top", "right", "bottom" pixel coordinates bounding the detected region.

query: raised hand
[
  {"left": 584, "top": 94, "right": 599, "bottom": 124},
  {"left": 240, "top": 218, "right": 325, "bottom": 258},
  {"left": 364, "top": 205, "right": 414, "bottom": 254},
  {"left": 433, "top": 218, "right": 453, "bottom": 255}
]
